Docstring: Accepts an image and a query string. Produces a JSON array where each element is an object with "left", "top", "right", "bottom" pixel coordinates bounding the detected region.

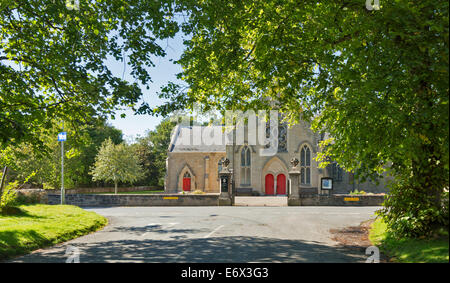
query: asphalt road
[{"left": 10, "top": 205, "right": 380, "bottom": 263}]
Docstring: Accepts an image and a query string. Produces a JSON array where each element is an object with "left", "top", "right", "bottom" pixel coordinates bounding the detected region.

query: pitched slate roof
[{"left": 168, "top": 125, "right": 228, "bottom": 152}]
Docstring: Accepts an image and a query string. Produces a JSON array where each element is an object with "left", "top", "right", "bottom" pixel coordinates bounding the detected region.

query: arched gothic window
[
  {"left": 278, "top": 122, "right": 287, "bottom": 152},
  {"left": 240, "top": 146, "right": 251, "bottom": 185},
  {"left": 300, "top": 145, "right": 311, "bottom": 185},
  {"left": 264, "top": 115, "right": 288, "bottom": 152},
  {"left": 183, "top": 171, "right": 191, "bottom": 178}
]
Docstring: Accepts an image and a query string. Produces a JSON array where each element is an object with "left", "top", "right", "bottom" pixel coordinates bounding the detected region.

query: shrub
[
  {"left": 192, "top": 189, "right": 205, "bottom": 195},
  {"left": 43, "top": 182, "right": 56, "bottom": 190},
  {"left": 377, "top": 182, "right": 449, "bottom": 238},
  {"left": 0, "top": 181, "right": 20, "bottom": 215},
  {"left": 16, "top": 190, "right": 47, "bottom": 204},
  {"left": 349, "top": 189, "right": 367, "bottom": 195}
]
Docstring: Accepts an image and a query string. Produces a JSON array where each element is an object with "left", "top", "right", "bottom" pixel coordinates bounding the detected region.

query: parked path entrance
[{"left": 234, "top": 196, "right": 288, "bottom": 206}]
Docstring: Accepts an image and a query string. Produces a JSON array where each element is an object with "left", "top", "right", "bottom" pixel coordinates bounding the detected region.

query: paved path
[
  {"left": 234, "top": 196, "right": 288, "bottom": 206},
  {"left": 10, "top": 206, "right": 380, "bottom": 263}
]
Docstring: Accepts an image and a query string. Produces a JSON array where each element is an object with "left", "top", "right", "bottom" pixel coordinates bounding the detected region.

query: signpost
[{"left": 58, "top": 131, "right": 67, "bottom": 204}]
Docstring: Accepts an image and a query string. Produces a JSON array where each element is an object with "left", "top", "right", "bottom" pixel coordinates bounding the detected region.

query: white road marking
[
  {"left": 173, "top": 225, "right": 226, "bottom": 261},
  {"left": 203, "top": 225, "right": 224, "bottom": 238}
]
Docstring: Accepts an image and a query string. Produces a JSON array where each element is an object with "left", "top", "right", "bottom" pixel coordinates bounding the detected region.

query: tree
[
  {"left": 133, "top": 118, "right": 176, "bottom": 187},
  {"left": 90, "top": 138, "right": 144, "bottom": 194},
  {"left": 73, "top": 119, "right": 124, "bottom": 187},
  {"left": 0, "top": 118, "right": 124, "bottom": 189},
  {"left": 0, "top": 0, "right": 180, "bottom": 149},
  {"left": 152, "top": 0, "right": 449, "bottom": 237}
]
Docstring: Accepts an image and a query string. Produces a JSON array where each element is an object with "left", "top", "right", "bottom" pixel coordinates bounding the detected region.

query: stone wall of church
[
  {"left": 165, "top": 118, "right": 389, "bottom": 196},
  {"left": 165, "top": 152, "right": 226, "bottom": 193},
  {"left": 329, "top": 170, "right": 389, "bottom": 194},
  {"left": 228, "top": 121, "right": 327, "bottom": 195},
  {"left": 330, "top": 172, "right": 352, "bottom": 194}
]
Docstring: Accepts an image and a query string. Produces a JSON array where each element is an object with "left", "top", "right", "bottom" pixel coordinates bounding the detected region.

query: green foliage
[
  {"left": 42, "top": 182, "right": 56, "bottom": 190},
  {"left": 377, "top": 182, "right": 449, "bottom": 238},
  {"left": 0, "top": 0, "right": 180, "bottom": 148},
  {"left": 0, "top": 119, "right": 123, "bottom": 189},
  {"left": 16, "top": 192, "right": 40, "bottom": 205},
  {"left": 90, "top": 138, "right": 145, "bottom": 193},
  {"left": 349, "top": 189, "right": 367, "bottom": 195},
  {"left": 153, "top": 0, "right": 449, "bottom": 238},
  {"left": 133, "top": 118, "right": 176, "bottom": 187},
  {"left": 0, "top": 181, "right": 19, "bottom": 214}
]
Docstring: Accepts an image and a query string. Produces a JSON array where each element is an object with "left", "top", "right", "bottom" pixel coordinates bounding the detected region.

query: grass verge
[
  {"left": 0, "top": 204, "right": 107, "bottom": 261},
  {"left": 369, "top": 218, "right": 449, "bottom": 263}
]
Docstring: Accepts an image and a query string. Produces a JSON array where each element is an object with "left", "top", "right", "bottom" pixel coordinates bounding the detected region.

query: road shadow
[{"left": 10, "top": 235, "right": 368, "bottom": 263}]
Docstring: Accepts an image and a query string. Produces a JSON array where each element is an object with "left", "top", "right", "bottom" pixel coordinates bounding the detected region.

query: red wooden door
[
  {"left": 183, "top": 178, "right": 191, "bottom": 191},
  {"left": 277, "top": 174, "right": 286, "bottom": 195},
  {"left": 265, "top": 174, "right": 274, "bottom": 195}
]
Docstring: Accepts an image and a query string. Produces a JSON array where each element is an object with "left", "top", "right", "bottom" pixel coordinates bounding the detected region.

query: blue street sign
[{"left": 58, "top": 132, "right": 67, "bottom": 141}]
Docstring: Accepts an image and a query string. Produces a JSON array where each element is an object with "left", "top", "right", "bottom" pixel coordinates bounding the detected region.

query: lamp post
[{"left": 231, "top": 118, "right": 236, "bottom": 205}]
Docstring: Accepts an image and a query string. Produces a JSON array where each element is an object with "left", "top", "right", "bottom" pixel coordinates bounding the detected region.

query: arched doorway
[
  {"left": 261, "top": 156, "right": 289, "bottom": 196},
  {"left": 183, "top": 172, "right": 191, "bottom": 191},
  {"left": 265, "top": 174, "right": 274, "bottom": 195},
  {"left": 276, "top": 174, "right": 286, "bottom": 195}
]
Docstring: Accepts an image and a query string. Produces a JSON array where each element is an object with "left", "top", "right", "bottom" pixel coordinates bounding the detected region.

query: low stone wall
[
  {"left": 46, "top": 186, "right": 161, "bottom": 195},
  {"left": 236, "top": 188, "right": 253, "bottom": 196},
  {"left": 16, "top": 189, "right": 49, "bottom": 204},
  {"left": 297, "top": 194, "right": 385, "bottom": 206},
  {"left": 47, "top": 193, "right": 220, "bottom": 207}
]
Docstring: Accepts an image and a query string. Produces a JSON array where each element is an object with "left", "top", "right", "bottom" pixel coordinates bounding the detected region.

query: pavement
[
  {"left": 234, "top": 196, "right": 288, "bottom": 206},
  {"left": 9, "top": 205, "right": 380, "bottom": 263}
]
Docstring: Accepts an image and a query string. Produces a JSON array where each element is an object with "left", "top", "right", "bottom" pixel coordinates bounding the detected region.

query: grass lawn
[
  {"left": 369, "top": 218, "right": 449, "bottom": 263},
  {"left": 0, "top": 204, "right": 107, "bottom": 261}
]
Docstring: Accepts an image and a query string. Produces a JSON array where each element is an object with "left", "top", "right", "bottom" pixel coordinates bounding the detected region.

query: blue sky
[{"left": 106, "top": 31, "right": 186, "bottom": 142}]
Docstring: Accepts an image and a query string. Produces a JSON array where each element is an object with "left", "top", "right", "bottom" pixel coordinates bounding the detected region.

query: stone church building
[{"left": 165, "top": 119, "right": 387, "bottom": 196}]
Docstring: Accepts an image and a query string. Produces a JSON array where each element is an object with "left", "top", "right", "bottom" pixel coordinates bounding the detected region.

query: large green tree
[
  {"left": 0, "top": 0, "right": 179, "bottom": 149},
  {"left": 152, "top": 0, "right": 449, "bottom": 237}
]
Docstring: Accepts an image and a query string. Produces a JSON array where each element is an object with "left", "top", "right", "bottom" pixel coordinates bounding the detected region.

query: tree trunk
[
  {"left": 114, "top": 181, "right": 118, "bottom": 195},
  {"left": 0, "top": 166, "right": 8, "bottom": 198}
]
